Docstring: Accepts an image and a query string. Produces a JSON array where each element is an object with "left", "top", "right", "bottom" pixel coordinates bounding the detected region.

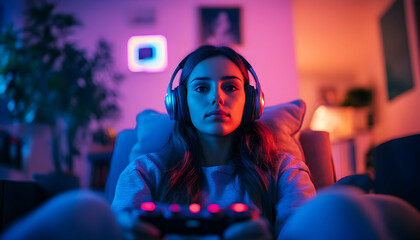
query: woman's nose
[{"left": 211, "top": 89, "right": 224, "bottom": 105}]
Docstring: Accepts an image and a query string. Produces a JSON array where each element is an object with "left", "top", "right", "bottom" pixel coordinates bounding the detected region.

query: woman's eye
[
  {"left": 225, "top": 85, "right": 238, "bottom": 92},
  {"left": 194, "top": 86, "right": 208, "bottom": 92}
]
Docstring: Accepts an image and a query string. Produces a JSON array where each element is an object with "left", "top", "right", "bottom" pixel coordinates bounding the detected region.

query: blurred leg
[
  {"left": 364, "top": 194, "right": 420, "bottom": 240},
  {"left": 1, "top": 190, "right": 123, "bottom": 240},
  {"left": 279, "top": 186, "right": 420, "bottom": 240}
]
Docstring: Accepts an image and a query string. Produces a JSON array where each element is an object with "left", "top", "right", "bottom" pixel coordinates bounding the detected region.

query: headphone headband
[{"left": 166, "top": 65, "right": 182, "bottom": 98}]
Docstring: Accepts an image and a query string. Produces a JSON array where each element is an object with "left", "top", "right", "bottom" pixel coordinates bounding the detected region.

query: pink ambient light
[{"left": 127, "top": 35, "right": 167, "bottom": 72}]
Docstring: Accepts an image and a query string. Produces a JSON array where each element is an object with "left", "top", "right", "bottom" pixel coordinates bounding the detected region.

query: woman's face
[{"left": 186, "top": 56, "right": 246, "bottom": 137}]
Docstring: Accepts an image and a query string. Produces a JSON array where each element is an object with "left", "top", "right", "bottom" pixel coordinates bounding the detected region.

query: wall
[
  {"left": 372, "top": 0, "right": 420, "bottom": 144},
  {"left": 2, "top": 0, "right": 298, "bottom": 132},
  {"left": 1, "top": 0, "right": 298, "bottom": 185},
  {"left": 294, "top": 0, "right": 420, "bottom": 146},
  {"left": 52, "top": 0, "right": 299, "bottom": 132},
  {"left": 294, "top": 0, "right": 385, "bottom": 132}
]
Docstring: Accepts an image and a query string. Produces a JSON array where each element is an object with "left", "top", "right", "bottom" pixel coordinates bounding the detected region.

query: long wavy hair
[{"left": 157, "top": 46, "right": 279, "bottom": 222}]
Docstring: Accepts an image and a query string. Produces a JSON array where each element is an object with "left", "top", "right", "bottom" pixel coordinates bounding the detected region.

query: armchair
[
  {"left": 2, "top": 100, "right": 419, "bottom": 238},
  {"left": 104, "top": 100, "right": 337, "bottom": 202}
]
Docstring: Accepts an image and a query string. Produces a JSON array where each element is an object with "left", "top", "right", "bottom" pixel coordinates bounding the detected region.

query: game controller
[{"left": 132, "top": 202, "right": 259, "bottom": 236}]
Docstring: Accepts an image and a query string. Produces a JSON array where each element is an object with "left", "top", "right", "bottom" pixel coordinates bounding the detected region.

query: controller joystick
[{"left": 133, "top": 202, "right": 259, "bottom": 236}]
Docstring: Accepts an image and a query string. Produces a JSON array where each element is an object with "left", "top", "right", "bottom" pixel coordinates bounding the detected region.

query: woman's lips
[{"left": 205, "top": 110, "right": 229, "bottom": 118}]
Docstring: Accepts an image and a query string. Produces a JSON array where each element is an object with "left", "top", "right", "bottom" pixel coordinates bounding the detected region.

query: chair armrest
[
  {"left": 299, "top": 130, "right": 336, "bottom": 190},
  {"left": 333, "top": 174, "right": 373, "bottom": 193},
  {"left": 104, "top": 129, "right": 137, "bottom": 203}
]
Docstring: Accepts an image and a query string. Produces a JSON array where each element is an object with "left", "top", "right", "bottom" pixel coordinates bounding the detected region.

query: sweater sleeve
[
  {"left": 273, "top": 153, "right": 316, "bottom": 238},
  {"left": 110, "top": 153, "right": 166, "bottom": 213}
]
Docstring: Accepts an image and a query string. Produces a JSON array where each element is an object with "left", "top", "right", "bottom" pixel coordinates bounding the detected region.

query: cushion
[
  {"left": 129, "top": 100, "right": 306, "bottom": 162},
  {"left": 128, "top": 109, "right": 174, "bottom": 161},
  {"left": 333, "top": 173, "right": 373, "bottom": 193},
  {"left": 260, "top": 100, "right": 306, "bottom": 162}
]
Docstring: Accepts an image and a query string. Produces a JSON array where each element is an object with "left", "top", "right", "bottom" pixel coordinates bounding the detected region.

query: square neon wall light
[{"left": 128, "top": 35, "right": 168, "bottom": 72}]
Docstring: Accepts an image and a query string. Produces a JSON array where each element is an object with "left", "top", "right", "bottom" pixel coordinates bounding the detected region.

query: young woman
[
  {"left": 111, "top": 45, "right": 316, "bottom": 239},
  {"left": 3, "top": 46, "right": 418, "bottom": 240}
]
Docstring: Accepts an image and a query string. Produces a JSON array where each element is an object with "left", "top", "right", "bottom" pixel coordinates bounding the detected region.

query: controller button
[
  {"left": 231, "top": 203, "right": 248, "bottom": 212},
  {"left": 207, "top": 204, "right": 221, "bottom": 214},
  {"left": 140, "top": 202, "right": 156, "bottom": 212},
  {"left": 169, "top": 203, "right": 182, "bottom": 213},
  {"left": 189, "top": 203, "right": 201, "bottom": 213}
]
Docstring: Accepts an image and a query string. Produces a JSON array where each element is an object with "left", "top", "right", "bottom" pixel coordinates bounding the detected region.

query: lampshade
[{"left": 310, "top": 105, "right": 355, "bottom": 141}]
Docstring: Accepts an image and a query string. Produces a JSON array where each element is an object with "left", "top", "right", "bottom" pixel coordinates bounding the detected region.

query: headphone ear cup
[
  {"left": 256, "top": 91, "right": 264, "bottom": 119},
  {"left": 165, "top": 90, "right": 175, "bottom": 120},
  {"left": 243, "top": 85, "right": 256, "bottom": 123},
  {"left": 175, "top": 85, "right": 190, "bottom": 122}
]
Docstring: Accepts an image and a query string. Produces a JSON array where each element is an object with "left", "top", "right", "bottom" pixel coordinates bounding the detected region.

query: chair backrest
[{"left": 104, "top": 129, "right": 136, "bottom": 202}]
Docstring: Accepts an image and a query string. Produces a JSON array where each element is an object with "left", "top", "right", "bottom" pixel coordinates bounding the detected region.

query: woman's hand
[
  {"left": 116, "top": 211, "right": 162, "bottom": 240},
  {"left": 223, "top": 217, "right": 273, "bottom": 240}
]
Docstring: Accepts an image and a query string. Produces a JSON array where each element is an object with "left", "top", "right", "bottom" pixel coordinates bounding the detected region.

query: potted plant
[{"left": 0, "top": 1, "right": 123, "bottom": 194}]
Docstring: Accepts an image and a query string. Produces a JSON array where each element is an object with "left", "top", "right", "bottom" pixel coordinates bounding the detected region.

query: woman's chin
[{"left": 202, "top": 127, "right": 238, "bottom": 137}]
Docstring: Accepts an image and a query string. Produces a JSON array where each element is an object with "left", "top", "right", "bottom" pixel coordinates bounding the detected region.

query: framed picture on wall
[
  {"left": 199, "top": 7, "right": 241, "bottom": 46},
  {"left": 380, "top": 0, "right": 415, "bottom": 101}
]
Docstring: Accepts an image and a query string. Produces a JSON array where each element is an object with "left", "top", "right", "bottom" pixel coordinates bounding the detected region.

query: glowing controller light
[
  {"left": 169, "top": 203, "right": 182, "bottom": 213},
  {"left": 231, "top": 203, "right": 248, "bottom": 213},
  {"left": 189, "top": 203, "right": 201, "bottom": 213},
  {"left": 207, "top": 204, "right": 221, "bottom": 214},
  {"left": 127, "top": 35, "right": 167, "bottom": 72},
  {"left": 140, "top": 202, "right": 156, "bottom": 211}
]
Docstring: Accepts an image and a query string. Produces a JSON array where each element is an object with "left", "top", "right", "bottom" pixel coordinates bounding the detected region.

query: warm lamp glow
[{"left": 310, "top": 105, "right": 355, "bottom": 141}]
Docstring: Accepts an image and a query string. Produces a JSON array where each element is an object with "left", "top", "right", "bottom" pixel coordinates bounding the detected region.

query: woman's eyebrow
[
  {"left": 191, "top": 76, "right": 242, "bottom": 82},
  {"left": 191, "top": 77, "right": 211, "bottom": 82},
  {"left": 221, "top": 76, "right": 242, "bottom": 81}
]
